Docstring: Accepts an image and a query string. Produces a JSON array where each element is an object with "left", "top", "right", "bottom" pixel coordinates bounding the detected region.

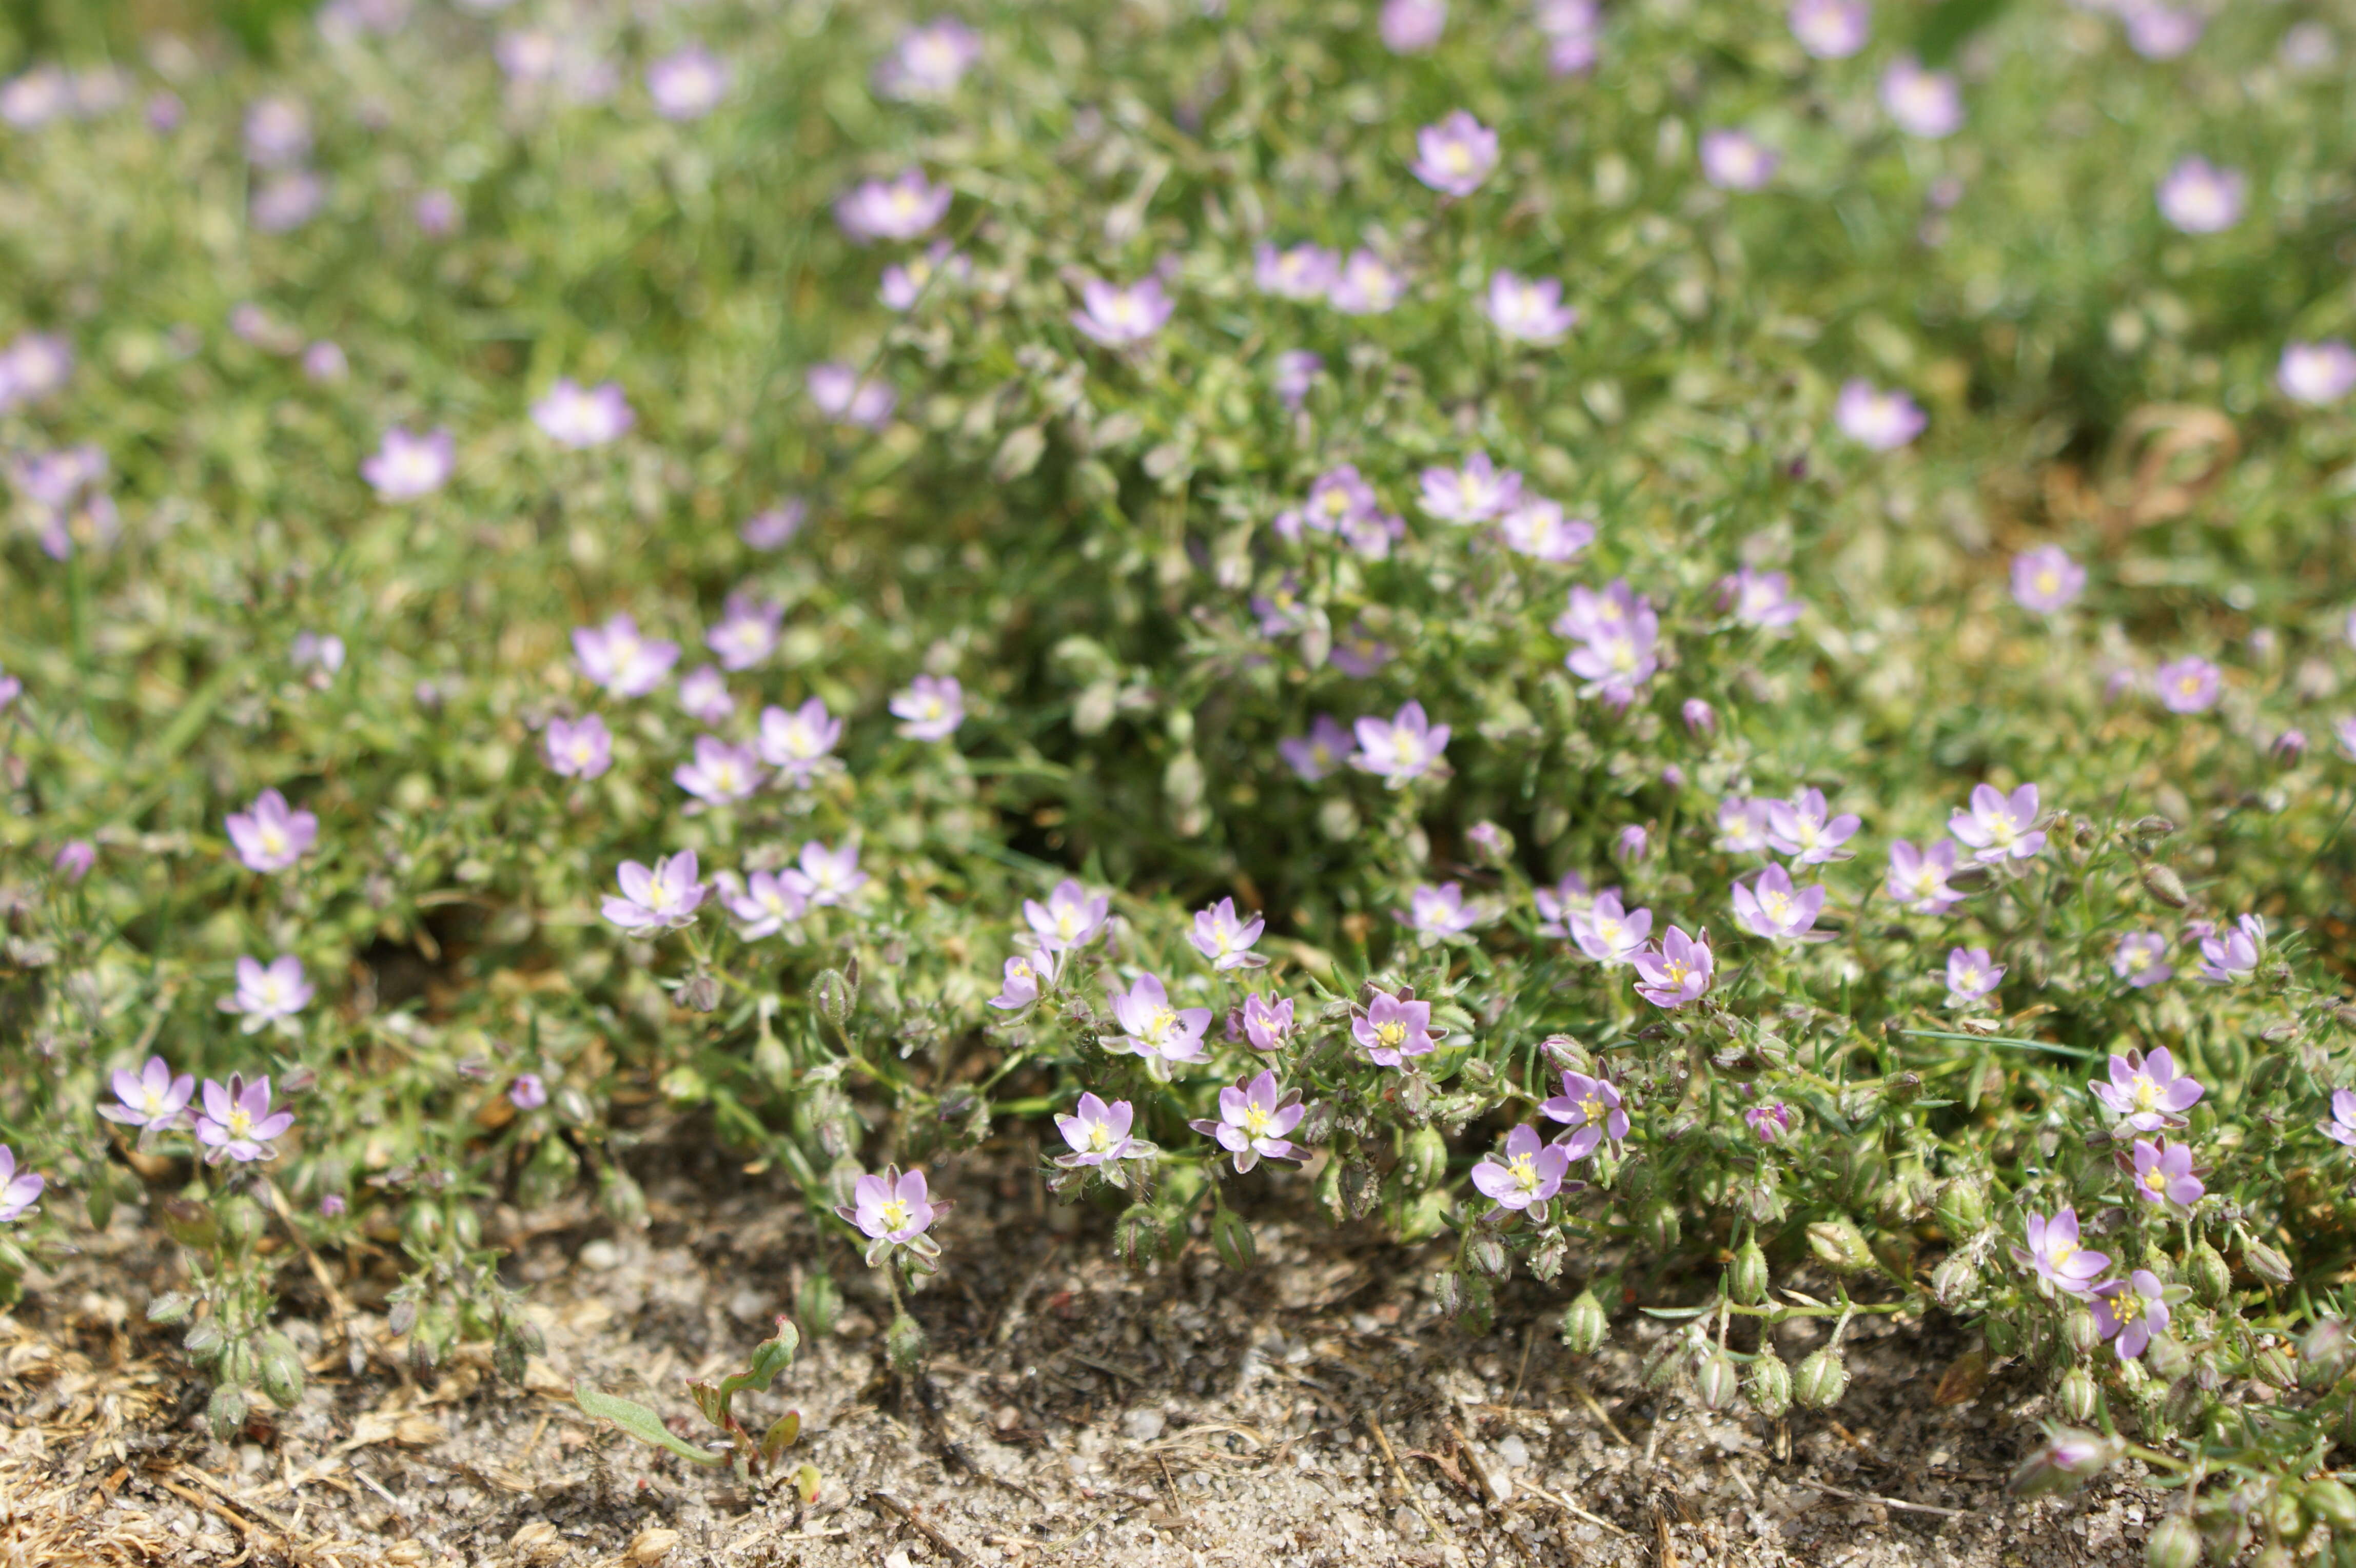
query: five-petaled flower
[
  {"left": 1569, "top": 891, "right": 1652, "bottom": 968},
  {"left": 2110, "top": 932, "right": 2173, "bottom": 988},
  {"left": 723, "top": 870, "right": 809, "bottom": 939},
  {"left": 835, "top": 168, "right": 952, "bottom": 244},
  {"left": 1419, "top": 453, "right": 1522, "bottom": 524},
  {"left": 1540, "top": 1071, "right": 1628, "bottom": 1160},
  {"left": 759, "top": 698, "right": 843, "bottom": 785},
  {"left": 99, "top": 1055, "right": 195, "bottom": 1133},
  {"left": 2280, "top": 340, "right": 2356, "bottom": 406},
  {"left": 1108, "top": 972, "right": 1212, "bottom": 1069},
  {"left": 1410, "top": 110, "right": 1499, "bottom": 197},
  {"left": 1943, "top": 947, "right": 2005, "bottom": 1008},
  {"left": 2091, "top": 1270, "right": 2171, "bottom": 1360},
  {"left": 1402, "top": 882, "right": 1484, "bottom": 942},
  {"left": 574, "top": 613, "right": 679, "bottom": 698},
  {"left": 1733, "top": 865, "right": 1826, "bottom": 943},
  {"left": 1766, "top": 788, "right": 1857, "bottom": 863},
  {"left": 1351, "top": 700, "right": 1450, "bottom": 788},
  {"left": 1887, "top": 839, "right": 1964, "bottom": 915},
  {"left": 1634, "top": 926, "right": 1715, "bottom": 1010},
  {"left": 1055, "top": 1093, "right": 1137, "bottom": 1168},
  {"left": 1835, "top": 379, "right": 1928, "bottom": 449},
  {"left": 361, "top": 426, "right": 455, "bottom": 500},
  {"left": 1026, "top": 879, "right": 1110, "bottom": 951},
  {"left": 2321, "top": 1089, "right": 2356, "bottom": 1148},
  {"left": 1072, "top": 278, "right": 1175, "bottom": 347},
  {"left": 2011, "top": 1207, "right": 2108, "bottom": 1297},
  {"left": 219, "top": 954, "right": 313, "bottom": 1033},
  {"left": 0, "top": 1145, "right": 43, "bottom": 1222},
  {"left": 706, "top": 593, "right": 783, "bottom": 672},
  {"left": 196, "top": 1074, "right": 296, "bottom": 1164},
  {"left": 545, "top": 714, "right": 614, "bottom": 779},
  {"left": 602, "top": 852, "right": 708, "bottom": 930},
  {"left": 1950, "top": 782, "right": 2046, "bottom": 863},
  {"left": 1481, "top": 271, "right": 1579, "bottom": 344},
  {"left": 2089, "top": 1048, "right": 2203, "bottom": 1131},
  {"left": 838, "top": 1165, "right": 942, "bottom": 1267},
  {"left": 2125, "top": 1138, "right": 2204, "bottom": 1209},
  {"left": 2154, "top": 656, "right": 2221, "bottom": 715},
  {"left": 1353, "top": 990, "right": 1437, "bottom": 1068},
  {"left": 2197, "top": 913, "right": 2265, "bottom": 985},
  {"left": 532, "top": 379, "right": 635, "bottom": 448},
  {"left": 2011, "top": 546, "right": 2086, "bottom": 615},
  {"left": 989, "top": 948, "right": 1062, "bottom": 1012},
  {"left": 1279, "top": 715, "right": 1354, "bottom": 783},
  {"left": 674, "top": 736, "right": 762, "bottom": 806},
  {"left": 2156, "top": 156, "right": 2244, "bottom": 234},
  {"left": 1189, "top": 898, "right": 1267, "bottom": 970},
  {"left": 1471, "top": 1125, "right": 1573, "bottom": 1213},
  {"left": 784, "top": 839, "right": 868, "bottom": 907},
  {"left": 226, "top": 788, "right": 319, "bottom": 874},
  {"left": 892, "top": 674, "right": 965, "bottom": 740},
  {"left": 1243, "top": 993, "right": 1295, "bottom": 1051},
  {"left": 1190, "top": 1070, "right": 1307, "bottom": 1173}
]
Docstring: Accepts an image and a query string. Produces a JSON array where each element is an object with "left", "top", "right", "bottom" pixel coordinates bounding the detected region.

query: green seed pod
[
  {"left": 1696, "top": 1354, "right": 1740, "bottom": 1412},
  {"left": 2243, "top": 1240, "right": 2294, "bottom": 1289},
  {"left": 1729, "top": 1240, "right": 1768, "bottom": 1306},
  {"left": 2057, "top": 1367, "right": 2098, "bottom": 1423},
  {"left": 2140, "top": 864, "right": 2191, "bottom": 909},
  {"left": 402, "top": 1200, "right": 444, "bottom": 1255},
  {"left": 1432, "top": 1269, "right": 1468, "bottom": 1321},
  {"left": 886, "top": 1313, "right": 927, "bottom": 1376},
  {"left": 2303, "top": 1320, "right": 2355, "bottom": 1389},
  {"left": 1211, "top": 1208, "right": 1256, "bottom": 1272},
  {"left": 1746, "top": 1353, "right": 1792, "bottom": 1419},
  {"left": 1640, "top": 1338, "right": 1685, "bottom": 1393},
  {"left": 2252, "top": 1343, "right": 2299, "bottom": 1391},
  {"left": 2263, "top": 1489, "right": 2306, "bottom": 1544},
  {"left": 599, "top": 1165, "right": 647, "bottom": 1228},
  {"left": 1930, "top": 1252, "right": 1979, "bottom": 1306},
  {"left": 1402, "top": 1126, "right": 1448, "bottom": 1190},
  {"left": 1805, "top": 1219, "right": 1874, "bottom": 1274},
  {"left": 207, "top": 1384, "right": 249, "bottom": 1443},
  {"left": 1639, "top": 1199, "right": 1681, "bottom": 1255},
  {"left": 1560, "top": 1290, "right": 1608, "bottom": 1356},
  {"left": 2188, "top": 1240, "right": 2231, "bottom": 1308},
  {"left": 147, "top": 1291, "right": 195, "bottom": 1327},
  {"left": 257, "top": 1331, "right": 305, "bottom": 1409},
  {"left": 1458, "top": 1271, "right": 1497, "bottom": 1338},
  {"left": 1114, "top": 1204, "right": 1159, "bottom": 1267},
  {"left": 2144, "top": 1333, "right": 2191, "bottom": 1382},
  {"left": 1793, "top": 1348, "right": 1848, "bottom": 1409},
  {"left": 1935, "top": 1177, "right": 1988, "bottom": 1238},
  {"left": 447, "top": 1200, "right": 482, "bottom": 1252},
  {"left": 2144, "top": 1516, "right": 2201, "bottom": 1568},
  {"left": 2062, "top": 1307, "right": 2104, "bottom": 1357},
  {"left": 1466, "top": 1231, "right": 1509, "bottom": 1278}
]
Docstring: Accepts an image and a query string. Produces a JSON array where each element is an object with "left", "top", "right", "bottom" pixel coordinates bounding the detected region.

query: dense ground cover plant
[{"left": 4, "top": 0, "right": 2356, "bottom": 1556}]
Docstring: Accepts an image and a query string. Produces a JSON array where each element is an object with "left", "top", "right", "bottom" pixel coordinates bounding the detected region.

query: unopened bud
[
  {"left": 811, "top": 968, "right": 856, "bottom": 1027},
  {"left": 1793, "top": 1348, "right": 1848, "bottom": 1409},
  {"left": 1746, "top": 1352, "right": 1792, "bottom": 1418},
  {"left": 257, "top": 1331, "right": 305, "bottom": 1409},
  {"left": 1466, "top": 1231, "right": 1508, "bottom": 1278},
  {"left": 1432, "top": 1269, "right": 1469, "bottom": 1320},
  {"left": 1640, "top": 1199, "right": 1681, "bottom": 1254},
  {"left": 1931, "top": 1252, "right": 1979, "bottom": 1306},
  {"left": 2243, "top": 1239, "right": 2294, "bottom": 1288},
  {"left": 2007, "top": 1426, "right": 2118, "bottom": 1499},
  {"left": 2140, "top": 864, "right": 2191, "bottom": 909},
  {"left": 680, "top": 972, "right": 721, "bottom": 1013},
  {"left": 2251, "top": 1341, "right": 2298, "bottom": 1390},
  {"left": 2143, "top": 1515, "right": 2201, "bottom": 1568},
  {"left": 1560, "top": 1290, "right": 1607, "bottom": 1355},
  {"left": 147, "top": 1291, "right": 195, "bottom": 1326},
  {"left": 886, "top": 1312, "right": 927, "bottom": 1375},
  {"left": 2301, "top": 1319, "right": 2354, "bottom": 1389},
  {"left": 2062, "top": 1306, "right": 2104, "bottom": 1357},
  {"left": 1641, "top": 1338, "right": 1685, "bottom": 1393},
  {"left": 1403, "top": 1126, "right": 1448, "bottom": 1190},
  {"left": 1464, "top": 820, "right": 1515, "bottom": 867},
  {"left": 207, "top": 1384, "right": 250, "bottom": 1443},
  {"left": 2144, "top": 1334, "right": 2191, "bottom": 1382},
  {"left": 2188, "top": 1239, "right": 2231, "bottom": 1307},
  {"left": 2130, "top": 815, "right": 2177, "bottom": 841},
  {"left": 1681, "top": 698, "right": 1716, "bottom": 736},
  {"left": 1696, "top": 1354, "right": 1740, "bottom": 1411},
  {"left": 1805, "top": 1219, "right": 1874, "bottom": 1274},
  {"left": 1935, "top": 1178, "right": 1988, "bottom": 1237},
  {"left": 1729, "top": 1240, "right": 1768, "bottom": 1305},
  {"left": 2056, "top": 1367, "right": 2098, "bottom": 1423},
  {"left": 1211, "top": 1208, "right": 1256, "bottom": 1271}
]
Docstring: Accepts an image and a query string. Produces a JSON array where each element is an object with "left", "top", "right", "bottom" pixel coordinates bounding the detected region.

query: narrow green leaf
[{"left": 574, "top": 1384, "right": 727, "bottom": 1466}]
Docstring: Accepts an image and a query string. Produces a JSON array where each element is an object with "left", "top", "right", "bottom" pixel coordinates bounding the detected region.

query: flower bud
[
  {"left": 1729, "top": 1240, "right": 1768, "bottom": 1306},
  {"left": 1746, "top": 1352, "right": 1793, "bottom": 1418},
  {"left": 1696, "top": 1354, "right": 1740, "bottom": 1411},
  {"left": 1464, "top": 820, "right": 1515, "bottom": 867},
  {"left": 1640, "top": 1200, "right": 1681, "bottom": 1255},
  {"left": 2188, "top": 1239, "right": 2231, "bottom": 1307},
  {"left": 2245, "top": 1242, "right": 2295, "bottom": 1292},
  {"left": 147, "top": 1291, "right": 195, "bottom": 1326},
  {"left": 1466, "top": 1232, "right": 1509, "bottom": 1278},
  {"left": 599, "top": 1165, "right": 647, "bottom": 1228},
  {"left": 1935, "top": 1178, "right": 1988, "bottom": 1237},
  {"left": 2056, "top": 1367, "right": 2098, "bottom": 1423},
  {"left": 1432, "top": 1269, "right": 1468, "bottom": 1320},
  {"left": 1930, "top": 1252, "right": 1979, "bottom": 1306},
  {"left": 1560, "top": 1290, "right": 1607, "bottom": 1355},
  {"left": 1805, "top": 1220, "right": 1874, "bottom": 1274},
  {"left": 1211, "top": 1208, "right": 1257, "bottom": 1271},
  {"left": 2143, "top": 1515, "right": 2201, "bottom": 1568},
  {"left": 2062, "top": 1307, "right": 2104, "bottom": 1357},
  {"left": 680, "top": 972, "right": 721, "bottom": 1013},
  {"left": 2302, "top": 1319, "right": 2354, "bottom": 1389},
  {"left": 1403, "top": 1126, "right": 1448, "bottom": 1190},
  {"left": 207, "top": 1383, "right": 250, "bottom": 1443},
  {"left": 2140, "top": 1334, "right": 2190, "bottom": 1383},
  {"left": 257, "top": 1331, "right": 305, "bottom": 1409},
  {"left": 811, "top": 967, "right": 857, "bottom": 1028},
  {"left": 2140, "top": 864, "right": 2191, "bottom": 909},
  {"left": 886, "top": 1312, "right": 927, "bottom": 1375},
  {"left": 2251, "top": 1341, "right": 2298, "bottom": 1390},
  {"left": 2271, "top": 729, "right": 2309, "bottom": 767},
  {"left": 1793, "top": 1348, "right": 1848, "bottom": 1409},
  {"left": 1681, "top": 698, "right": 1716, "bottom": 736},
  {"left": 2007, "top": 1426, "right": 2118, "bottom": 1499}
]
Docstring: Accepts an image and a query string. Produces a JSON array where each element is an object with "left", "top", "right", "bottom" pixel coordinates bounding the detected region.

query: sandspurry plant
[{"left": 7, "top": 3, "right": 2356, "bottom": 1546}]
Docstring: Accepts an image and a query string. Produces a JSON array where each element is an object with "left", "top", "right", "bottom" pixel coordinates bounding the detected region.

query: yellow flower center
[
  {"left": 1579, "top": 1095, "right": 1604, "bottom": 1124},
  {"left": 1376, "top": 1021, "right": 1406, "bottom": 1050},
  {"left": 226, "top": 1107, "right": 253, "bottom": 1140},
  {"left": 2131, "top": 1074, "right": 2159, "bottom": 1111},
  {"left": 879, "top": 1198, "right": 912, "bottom": 1232},
  {"left": 1507, "top": 1153, "right": 1539, "bottom": 1191},
  {"left": 1243, "top": 1105, "right": 1274, "bottom": 1138}
]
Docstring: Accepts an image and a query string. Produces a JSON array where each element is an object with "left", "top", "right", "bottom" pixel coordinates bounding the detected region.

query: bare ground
[{"left": 2, "top": 1132, "right": 2163, "bottom": 1567}]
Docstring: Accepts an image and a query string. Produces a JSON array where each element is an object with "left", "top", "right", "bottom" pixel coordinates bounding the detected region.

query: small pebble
[
  {"left": 579, "top": 1240, "right": 620, "bottom": 1272},
  {"left": 1122, "top": 1407, "right": 1166, "bottom": 1442}
]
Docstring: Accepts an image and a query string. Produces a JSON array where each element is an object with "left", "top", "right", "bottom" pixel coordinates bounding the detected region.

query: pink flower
[
  {"left": 2155, "top": 156, "right": 2244, "bottom": 234},
  {"left": 2111, "top": 932, "right": 2172, "bottom": 988},
  {"left": 1190, "top": 898, "right": 1266, "bottom": 970},
  {"left": 1272, "top": 349, "right": 1323, "bottom": 407},
  {"left": 1744, "top": 1103, "right": 1792, "bottom": 1144},
  {"left": 1328, "top": 250, "right": 1406, "bottom": 315},
  {"left": 1568, "top": 892, "right": 1651, "bottom": 967},
  {"left": 1189, "top": 1070, "right": 1306, "bottom": 1173},
  {"left": 252, "top": 171, "right": 328, "bottom": 233},
  {"left": 1401, "top": 882, "right": 1484, "bottom": 940},
  {"left": 1471, "top": 1125, "right": 1573, "bottom": 1213},
  {"left": 1352, "top": 990, "right": 1437, "bottom": 1068},
  {"left": 1108, "top": 972, "right": 1211, "bottom": 1069},
  {"left": 875, "top": 18, "right": 981, "bottom": 101},
  {"left": 1419, "top": 453, "right": 1522, "bottom": 524},
  {"left": 1766, "top": 789, "right": 1856, "bottom": 864},
  {"left": 879, "top": 243, "right": 969, "bottom": 310},
  {"left": 835, "top": 168, "right": 952, "bottom": 244},
  {"left": 1378, "top": 0, "right": 1446, "bottom": 53},
  {"left": 646, "top": 45, "right": 730, "bottom": 121},
  {"left": 2011, "top": 546, "right": 2086, "bottom": 614},
  {"left": 1717, "top": 798, "right": 1772, "bottom": 854},
  {"left": 1835, "top": 379, "right": 1927, "bottom": 450},
  {"left": 1887, "top": 839, "right": 1963, "bottom": 915},
  {"left": 1499, "top": 498, "right": 1595, "bottom": 563},
  {"left": 53, "top": 839, "right": 95, "bottom": 882},
  {"left": 2154, "top": 656, "right": 2221, "bottom": 715},
  {"left": 674, "top": 736, "right": 761, "bottom": 805},
  {"left": 989, "top": 949, "right": 1060, "bottom": 1012},
  {"left": 244, "top": 96, "right": 310, "bottom": 166},
  {"left": 1026, "top": 879, "right": 1110, "bottom": 952},
  {"left": 808, "top": 364, "right": 897, "bottom": 428},
  {"left": 509, "top": 1074, "right": 548, "bottom": 1111},
  {"left": 783, "top": 839, "right": 868, "bottom": 907},
  {"left": 2125, "top": 7, "right": 2201, "bottom": 60},
  {"left": 219, "top": 954, "right": 313, "bottom": 1033},
  {"left": 706, "top": 592, "right": 783, "bottom": 671},
  {"left": 1539, "top": 1072, "right": 1627, "bottom": 1160},
  {"left": 1243, "top": 993, "right": 1294, "bottom": 1051},
  {"left": 722, "top": 870, "right": 808, "bottom": 940},
  {"left": 839, "top": 1166, "right": 939, "bottom": 1258},
  {"left": 677, "top": 665, "right": 734, "bottom": 726},
  {"left": 892, "top": 674, "right": 965, "bottom": 740},
  {"left": 1943, "top": 946, "right": 2004, "bottom": 1007},
  {"left": 601, "top": 852, "right": 707, "bottom": 930},
  {"left": 1733, "top": 865, "right": 1825, "bottom": 942},
  {"left": 1350, "top": 700, "right": 1450, "bottom": 787},
  {"left": 1533, "top": 872, "right": 1595, "bottom": 938},
  {"left": 2197, "top": 912, "right": 2264, "bottom": 984},
  {"left": 2125, "top": 1138, "right": 2203, "bottom": 1209},
  {"left": 1255, "top": 243, "right": 1339, "bottom": 301},
  {"left": 2321, "top": 1088, "right": 2356, "bottom": 1149},
  {"left": 1056, "top": 1094, "right": 1136, "bottom": 1167},
  {"left": 361, "top": 426, "right": 455, "bottom": 500},
  {"left": 1481, "top": 271, "right": 1579, "bottom": 344},
  {"left": 742, "top": 499, "right": 807, "bottom": 548},
  {"left": 573, "top": 613, "right": 679, "bottom": 698},
  {"left": 1409, "top": 110, "right": 1498, "bottom": 197},
  {"left": 1634, "top": 926, "right": 1714, "bottom": 1010},
  {"left": 1072, "top": 278, "right": 1175, "bottom": 347},
  {"left": 99, "top": 1056, "right": 197, "bottom": 1132},
  {"left": 533, "top": 379, "right": 634, "bottom": 448},
  {"left": 2010, "top": 1207, "right": 2108, "bottom": 1297},
  {"left": 226, "top": 788, "right": 318, "bottom": 874},
  {"left": 758, "top": 698, "right": 842, "bottom": 785},
  {"left": 2280, "top": 341, "right": 2356, "bottom": 406},
  {"left": 0, "top": 1145, "right": 44, "bottom": 1222},
  {"left": 1699, "top": 130, "right": 1778, "bottom": 191},
  {"left": 1949, "top": 782, "right": 2045, "bottom": 863},
  {"left": 1788, "top": 0, "right": 1869, "bottom": 58},
  {"left": 2091, "top": 1270, "right": 2170, "bottom": 1359},
  {"left": 1279, "top": 715, "right": 1353, "bottom": 782},
  {"left": 1723, "top": 569, "right": 1802, "bottom": 630},
  {"left": 195, "top": 1074, "right": 297, "bottom": 1164},
  {"left": 1879, "top": 57, "right": 1964, "bottom": 139}
]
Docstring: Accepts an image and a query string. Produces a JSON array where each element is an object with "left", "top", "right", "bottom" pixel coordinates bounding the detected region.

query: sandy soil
[{"left": 2, "top": 1132, "right": 2163, "bottom": 1567}]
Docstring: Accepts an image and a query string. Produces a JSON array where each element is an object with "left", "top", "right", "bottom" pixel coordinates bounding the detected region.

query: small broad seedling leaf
[
  {"left": 574, "top": 1384, "right": 728, "bottom": 1467},
  {"left": 760, "top": 1409, "right": 801, "bottom": 1463}
]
